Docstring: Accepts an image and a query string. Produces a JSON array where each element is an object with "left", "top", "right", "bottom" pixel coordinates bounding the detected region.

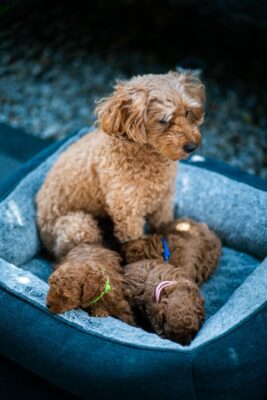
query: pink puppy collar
[{"left": 155, "top": 280, "right": 177, "bottom": 303}]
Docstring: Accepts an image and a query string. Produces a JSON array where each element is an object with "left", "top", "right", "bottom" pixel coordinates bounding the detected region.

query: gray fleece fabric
[
  {"left": 0, "top": 128, "right": 266, "bottom": 349},
  {"left": 175, "top": 159, "right": 267, "bottom": 259}
]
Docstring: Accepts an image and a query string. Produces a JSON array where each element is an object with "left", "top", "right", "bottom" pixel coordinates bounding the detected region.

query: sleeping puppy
[
  {"left": 124, "top": 259, "right": 204, "bottom": 345},
  {"left": 46, "top": 243, "right": 135, "bottom": 326},
  {"left": 122, "top": 218, "right": 221, "bottom": 284},
  {"left": 122, "top": 219, "right": 221, "bottom": 344},
  {"left": 36, "top": 71, "right": 205, "bottom": 262}
]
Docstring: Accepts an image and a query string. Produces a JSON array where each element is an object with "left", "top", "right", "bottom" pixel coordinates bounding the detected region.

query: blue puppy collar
[{"left": 161, "top": 238, "right": 171, "bottom": 262}]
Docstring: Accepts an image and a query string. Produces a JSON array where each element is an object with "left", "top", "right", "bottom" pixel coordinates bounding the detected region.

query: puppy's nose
[
  {"left": 183, "top": 142, "right": 198, "bottom": 153},
  {"left": 46, "top": 303, "right": 51, "bottom": 309}
]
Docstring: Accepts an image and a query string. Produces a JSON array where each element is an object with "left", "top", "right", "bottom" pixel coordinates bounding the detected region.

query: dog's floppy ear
[
  {"left": 95, "top": 82, "right": 148, "bottom": 144},
  {"left": 82, "top": 271, "right": 106, "bottom": 306},
  {"left": 48, "top": 274, "right": 62, "bottom": 296}
]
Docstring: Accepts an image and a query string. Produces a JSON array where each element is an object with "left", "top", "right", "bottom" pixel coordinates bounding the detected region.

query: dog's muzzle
[{"left": 183, "top": 142, "right": 198, "bottom": 153}]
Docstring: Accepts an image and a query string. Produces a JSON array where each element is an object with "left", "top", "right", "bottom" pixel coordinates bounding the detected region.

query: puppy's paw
[{"left": 91, "top": 308, "right": 110, "bottom": 318}]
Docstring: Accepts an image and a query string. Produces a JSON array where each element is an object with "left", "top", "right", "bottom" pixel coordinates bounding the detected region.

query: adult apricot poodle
[{"left": 36, "top": 71, "right": 205, "bottom": 262}]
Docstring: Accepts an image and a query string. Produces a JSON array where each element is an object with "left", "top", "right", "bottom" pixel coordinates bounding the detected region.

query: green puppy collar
[{"left": 89, "top": 277, "right": 111, "bottom": 305}]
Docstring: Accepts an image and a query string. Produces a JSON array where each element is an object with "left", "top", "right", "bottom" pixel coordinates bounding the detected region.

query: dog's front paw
[{"left": 90, "top": 307, "right": 110, "bottom": 318}]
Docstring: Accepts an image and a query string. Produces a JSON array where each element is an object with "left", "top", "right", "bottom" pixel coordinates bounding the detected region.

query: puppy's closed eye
[{"left": 158, "top": 119, "right": 170, "bottom": 125}]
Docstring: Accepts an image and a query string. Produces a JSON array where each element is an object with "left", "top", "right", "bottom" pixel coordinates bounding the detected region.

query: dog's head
[
  {"left": 151, "top": 278, "right": 205, "bottom": 345},
  {"left": 46, "top": 265, "right": 107, "bottom": 314},
  {"left": 96, "top": 70, "right": 205, "bottom": 161}
]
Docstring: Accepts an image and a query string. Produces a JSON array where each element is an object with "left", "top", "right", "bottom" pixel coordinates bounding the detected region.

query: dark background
[{"left": 0, "top": 0, "right": 267, "bottom": 177}]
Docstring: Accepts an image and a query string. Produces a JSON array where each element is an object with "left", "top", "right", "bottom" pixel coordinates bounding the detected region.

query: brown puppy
[
  {"left": 122, "top": 218, "right": 221, "bottom": 284},
  {"left": 122, "top": 219, "right": 221, "bottom": 344},
  {"left": 124, "top": 260, "right": 204, "bottom": 345},
  {"left": 46, "top": 243, "right": 135, "bottom": 326},
  {"left": 36, "top": 71, "right": 205, "bottom": 259}
]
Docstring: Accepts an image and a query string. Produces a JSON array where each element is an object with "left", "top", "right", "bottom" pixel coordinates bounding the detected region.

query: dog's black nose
[
  {"left": 183, "top": 142, "right": 198, "bottom": 153},
  {"left": 46, "top": 303, "right": 51, "bottom": 309}
]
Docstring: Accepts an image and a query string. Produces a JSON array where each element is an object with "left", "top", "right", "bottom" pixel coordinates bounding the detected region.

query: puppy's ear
[
  {"left": 82, "top": 272, "right": 106, "bottom": 306},
  {"left": 48, "top": 274, "right": 61, "bottom": 294},
  {"left": 95, "top": 82, "right": 148, "bottom": 144}
]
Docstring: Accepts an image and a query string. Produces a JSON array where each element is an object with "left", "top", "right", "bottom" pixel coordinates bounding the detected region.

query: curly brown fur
[
  {"left": 122, "top": 219, "right": 221, "bottom": 344},
  {"left": 122, "top": 218, "right": 221, "bottom": 284},
  {"left": 46, "top": 243, "right": 135, "bottom": 325},
  {"left": 36, "top": 71, "right": 205, "bottom": 257},
  {"left": 124, "top": 260, "right": 204, "bottom": 345}
]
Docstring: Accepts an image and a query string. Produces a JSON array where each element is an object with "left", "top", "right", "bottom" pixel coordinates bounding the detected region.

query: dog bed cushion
[{"left": 0, "top": 128, "right": 267, "bottom": 400}]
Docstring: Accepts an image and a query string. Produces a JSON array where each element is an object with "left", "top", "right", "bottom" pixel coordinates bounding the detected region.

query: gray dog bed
[{"left": 0, "top": 128, "right": 266, "bottom": 400}]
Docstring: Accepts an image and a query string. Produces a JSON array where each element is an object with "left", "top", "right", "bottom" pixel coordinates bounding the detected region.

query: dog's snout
[
  {"left": 183, "top": 142, "right": 198, "bottom": 153},
  {"left": 46, "top": 303, "right": 51, "bottom": 309}
]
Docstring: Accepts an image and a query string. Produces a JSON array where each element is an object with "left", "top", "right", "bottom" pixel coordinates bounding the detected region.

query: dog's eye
[
  {"left": 159, "top": 119, "right": 169, "bottom": 125},
  {"left": 185, "top": 111, "right": 190, "bottom": 118}
]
